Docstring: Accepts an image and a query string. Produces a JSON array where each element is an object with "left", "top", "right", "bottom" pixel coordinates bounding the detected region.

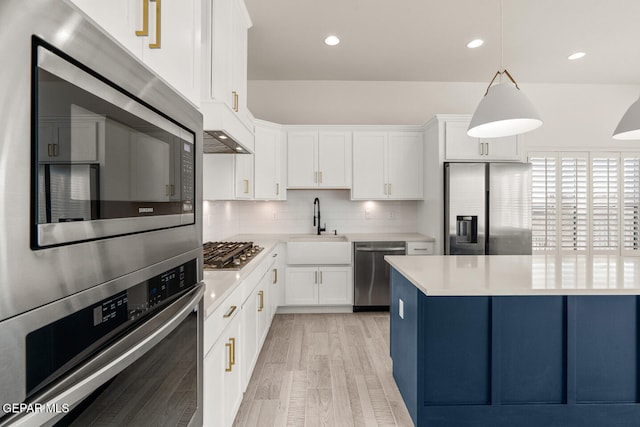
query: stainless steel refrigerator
[{"left": 444, "top": 162, "right": 532, "bottom": 255}]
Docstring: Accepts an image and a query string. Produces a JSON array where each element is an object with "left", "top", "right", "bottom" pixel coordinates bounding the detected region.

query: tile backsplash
[{"left": 203, "top": 190, "right": 418, "bottom": 241}]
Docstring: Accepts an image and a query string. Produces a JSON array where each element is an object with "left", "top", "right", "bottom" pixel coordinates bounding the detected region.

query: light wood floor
[{"left": 232, "top": 313, "right": 413, "bottom": 427}]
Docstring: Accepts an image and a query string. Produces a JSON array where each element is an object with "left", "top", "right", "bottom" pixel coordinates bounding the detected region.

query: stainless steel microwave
[{"left": 33, "top": 39, "right": 195, "bottom": 248}]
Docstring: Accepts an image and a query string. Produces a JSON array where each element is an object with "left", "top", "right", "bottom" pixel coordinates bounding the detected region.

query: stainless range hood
[{"left": 203, "top": 130, "right": 250, "bottom": 154}]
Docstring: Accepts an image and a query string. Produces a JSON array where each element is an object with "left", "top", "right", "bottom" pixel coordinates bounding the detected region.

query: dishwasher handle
[{"left": 355, "top": 247, "right": 406, "bottom": 252}]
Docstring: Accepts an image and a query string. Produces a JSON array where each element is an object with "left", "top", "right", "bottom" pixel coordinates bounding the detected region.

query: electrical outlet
[{"left": 399, "top": 299, "right": 404, "bottom": 319}]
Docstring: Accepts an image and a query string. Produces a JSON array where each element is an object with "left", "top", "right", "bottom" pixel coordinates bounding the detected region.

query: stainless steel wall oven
[{"left": 0, "top": 0, "right": 203, "bottom": 425}]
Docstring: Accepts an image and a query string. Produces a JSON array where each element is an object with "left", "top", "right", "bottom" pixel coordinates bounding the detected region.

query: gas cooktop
[{"left": 202, "top": 241, "right": 263, "bottom": 270}]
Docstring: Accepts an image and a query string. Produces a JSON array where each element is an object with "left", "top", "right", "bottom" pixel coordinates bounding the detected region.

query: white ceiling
[{"left": 244, "top": 0, "right": 640, "bottom": 85}]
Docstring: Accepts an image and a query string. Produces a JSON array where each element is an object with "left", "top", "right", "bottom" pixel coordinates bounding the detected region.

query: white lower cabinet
[
  {"left": 285, "top": 266, "right": 353, "bottom": 305},
  {"left": 203, "top": 311, "right": 241, "bottom": 427},
  {"left": 203, "top": 246, "right": 279, "bottom": 427}
]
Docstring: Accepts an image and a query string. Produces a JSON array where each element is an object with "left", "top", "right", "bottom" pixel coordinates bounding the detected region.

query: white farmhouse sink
[{"left": 287, "top": 235, "right": 352, "bottom": 264}]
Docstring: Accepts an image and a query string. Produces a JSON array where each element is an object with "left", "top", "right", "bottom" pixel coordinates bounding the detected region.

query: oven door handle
[{"left": 4, "top": 283, "right": 204, "bottom": 427}]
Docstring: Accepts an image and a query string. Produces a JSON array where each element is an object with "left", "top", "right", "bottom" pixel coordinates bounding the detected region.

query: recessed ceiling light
[
  {"left": 466, "top": 39, "right": 484, "bottom": 49},
  {"left": 218, "top": 134, "right": 228, "bottom": 140},
  {"left": 324, "top": 35, "right": 340, "bottom": 46},
  {"left": 568, "top": 52, "right": 586, "bottom": 60},
  {"left": 235, "top": 146, "right": 243, "bottom": 152}
]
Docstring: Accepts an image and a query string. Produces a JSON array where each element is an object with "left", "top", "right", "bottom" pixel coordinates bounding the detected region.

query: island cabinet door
[{"left": 389, "top": 268, "right": 421, "bottom": 425}]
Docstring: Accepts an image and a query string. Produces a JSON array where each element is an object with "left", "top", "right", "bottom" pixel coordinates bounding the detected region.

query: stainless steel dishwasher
[{"left": 353, "top": 241, "right": 406, "bottom": 311}]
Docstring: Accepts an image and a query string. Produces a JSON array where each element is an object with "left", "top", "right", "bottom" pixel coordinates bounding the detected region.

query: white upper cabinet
[
  {"left": 352, "top": 131, "right": 423, "bottom": 200},
  {"left": 254, "top": 121, "right": 285, "bottom": 200},
  {"left": 287, "top": 130, "right": 352, "bottom": 189},
  {"left": 444, "top": 119, "right": 522, "bottom": 161},
  {"left": 202, "top": 0, "right": 254, "bottom": 151},
  {"left": 69, "top": 0, "right": 201, "bottom": 105}
]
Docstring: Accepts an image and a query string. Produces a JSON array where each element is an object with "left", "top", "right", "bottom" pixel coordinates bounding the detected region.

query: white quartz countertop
[
  {"left": 229, "top": 232, "right": 434, "bottom": 243},
  {"left": 201, "top": 232, "right": 434, "bottom": 318},
  {"left": 202, "top": 237, "right": 279, "bottom": 318},
  {"left": 385, "top": 254, "right": 640, "bottom": 296}
]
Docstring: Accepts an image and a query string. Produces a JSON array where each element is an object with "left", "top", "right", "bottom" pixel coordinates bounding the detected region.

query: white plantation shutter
[
  {"left": 622, "top": 155, "right": 640, "bottom": 255},
  {"left": 590, "top": 154, "right": 619, "bottom": 252},
  {"left": 560, "top": 155, "right": 588, "bottom": 252},
  {"left": 529, "top": 155, "right": 557, "bottom": 251}
]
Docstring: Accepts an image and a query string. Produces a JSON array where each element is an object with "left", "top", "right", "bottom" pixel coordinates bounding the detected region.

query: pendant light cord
[{"left": 500, "top": 0, "right": 504, "bottom": 71}]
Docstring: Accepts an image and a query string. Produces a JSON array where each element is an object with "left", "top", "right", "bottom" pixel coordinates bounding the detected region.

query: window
[
  {"left": 590, "top": 154, "right": 619, "bottom": 252},
  {"left": 559, "top": 155, "right": 588, "bottom": 252},
  {"left": 530, "top": 156, "right": 557, "bottom": 251},
  {"left": 529, "top": 152, "right": 637, "bottom": 256},
  {"left": 622, "top": 155, "right": 640, "bottom": 254}
]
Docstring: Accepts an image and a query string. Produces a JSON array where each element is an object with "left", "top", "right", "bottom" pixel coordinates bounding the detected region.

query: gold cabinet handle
[
  {"left": 479, "top": 142, "right": 483, "bottom": 156},
  {"left": 225, "top": 341, "right": 233, "bottom": 372},
  {"left": 388, "top": 183, "right": 392, "bottom": 195},
  {"left": 47, "top": 144, "right": 54, "bottom": 157},
  {"left": 135, "top": 0, "right": 149, "bottom": 36},
  {"left": 230, "top": 337, "right": 236, "bottom": 366},
  {"left": 148, "top": 0, "right": 161, "bottom": 48},
  {"left": 314, "top": 171, "right": 318, "bottom": 184},
  {"left": 232, "top": 91, "right": 239, "bottom": 112},
  {"left": 319, "top": 171, "right": 323, "bottom": 184},
  {"left": 276, "top": 183, "right": 280, "bottom": 195},
  {"left": 320, "top": 270, "right": 323, "bottom": 284},
  {"left": 223, "top": 305, "right": 237, "bottom": 318},
  {"left": 258, "top": 291, "right": 264, "bottom": 312},
  {"left": 273, "top": 268, "right": 278, "bottom": 284},
  {"left": 314, "top": 271, "right": 318, "bottom": 284},
  {"left": 384, "top": 183, "right": 388, "bottom": 195},
  {"left": 244, "top": 179, "right": 249, "bottom": 194},
  {"left": 485, "top": 142, "right": 489, "bottom": 156}
]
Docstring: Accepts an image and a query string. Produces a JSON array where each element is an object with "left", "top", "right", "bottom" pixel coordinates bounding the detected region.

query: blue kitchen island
[{"left": 385, "top": 254, "right": 640, "bottom": 427}]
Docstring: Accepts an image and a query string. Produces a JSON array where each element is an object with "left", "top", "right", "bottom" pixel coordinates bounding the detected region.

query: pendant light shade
[
  {"left": 613, "top": 96, "right": 640, "bottom": 140},
  {"left": 468, "top": 73, "right": 543, "bottom": 138}
]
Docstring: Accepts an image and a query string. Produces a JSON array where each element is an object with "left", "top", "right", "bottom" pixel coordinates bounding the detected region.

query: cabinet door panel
[
  {"left": 141, "top": 0, "right": 200, "bottom": 104},
  {"left": 202, "top": 154, "right": 235, "bottom": 200},
  {"left": 481, "top": 135, "right": 521, "bottom": 160},
  {"left": 235, "top": 154, "right": 253, "bottom": 199},
  {"left": 285, "top": 267, "right": 318, "bottom": 305},
  {"left": 241, "top": 289, "right": 258, "bottom": 389},
  {"left": 318, "top": 132, "right": 352, "bottom": 188},
  {"left": 210, "top": 0, "right": 234, "bottom": 107},
  {"left": 287, "top": 132, "right": 318, "bottom": 188},
  {"left": 254, "top": 125, "right": 281, "bottom": 199},
  {"left": 387, "top": 132, "right": 423, "bottom": 199},
  {"left": 352, "top": 133, "right": 387, "bottom": 199},
  {"left": 444, "top": 121, "right": 483, "bottom": 161},
  {"left": 318, "top": 267, "right": 352, "bottom": 305}
]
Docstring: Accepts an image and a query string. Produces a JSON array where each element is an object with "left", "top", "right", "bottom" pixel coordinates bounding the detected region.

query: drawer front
[
  {"left": 406, "top": 241, "right": 434, "bottom": 255},
  {"left": 204, "top": 284, "right": 244, "bottom": 356}
]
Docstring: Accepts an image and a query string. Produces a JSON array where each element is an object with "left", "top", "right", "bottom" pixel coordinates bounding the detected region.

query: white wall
[{"left": 203, "top": 190, "right": 417, "bottom": 241}]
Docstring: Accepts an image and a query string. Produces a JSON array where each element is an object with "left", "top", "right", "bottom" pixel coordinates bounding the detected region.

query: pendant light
[
  {"left": 612, "top": 95, "right": 640, "bottom": 140},
  {"left": 467, "top": 0, "right": 542, "bottom": 138}
]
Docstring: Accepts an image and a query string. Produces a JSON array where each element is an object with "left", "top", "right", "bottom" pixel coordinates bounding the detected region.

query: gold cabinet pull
[
  {"left": 148, "top": 0, "right": 161, "bottom": 48},
  {"left": 230, "top": 337, "right": 236, "bottom": 366},
  {"left": 319, "top": 171, "right": 323, "bottom": 184},
  {"left": 320, "top": 270, "right": 323, "bottom": 284},
  {"left": 225, "top": 341, "right": 233, "bottom": 372},
  {"left": 485, "top": 142, "right": 489, "bottom": 156},
  {"left": 388, "top": 183, "right": 392, "bottom": 195},
  {"left": 232, "top": 91, "right": 239, "bottom": 112},
  {"left": 135, "top": 0, "right": 149, "bottom": 36},
  {"left": 244, "top": 179, "right": 249, "bottom": 194},
  {"left": 314, "top": 271, "right": 318, "bottom": 284},
  {"left": 273, "top": 268, "right": 278, "bottom": 284},
  {"left": 276, "top": 183, "right": 280, "bottom": 195},
  {"left": 223, "top": 305, "right": 237, "bottom": 318},
  {"left": 258, "top": 291, "right": 264, "bottom": 312},
  {"left": 479, "top": 142, "right": 483, "bottom": 156},
  {"left": 47, "top": 144, "right": 54, "bottom": 157}
]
